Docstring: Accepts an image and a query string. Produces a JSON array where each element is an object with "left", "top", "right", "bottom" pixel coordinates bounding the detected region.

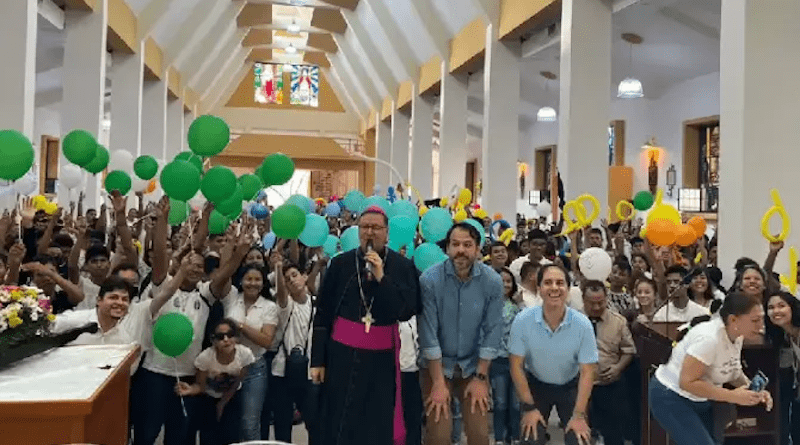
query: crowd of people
[{"left": 1, "top": 188, "right": 799, "bottom": 445}]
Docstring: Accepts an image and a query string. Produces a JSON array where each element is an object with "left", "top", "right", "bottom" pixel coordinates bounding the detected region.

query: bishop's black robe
[{"left": 311, "top": 247, "right": 421, "bottom": 445}]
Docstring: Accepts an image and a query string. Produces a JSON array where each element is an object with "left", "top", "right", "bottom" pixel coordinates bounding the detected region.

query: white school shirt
[
  {"left": 271, "top": 296, "right": 313, "bottom": 378},
  {"left": 508, "top": 256, "right": 552, "bottom": 284},
  {"left": 655, "top": 317, "right": 744, "bottom": 402},
  {"left": 142, "top": 278, "right": 212, "bottom": 377},
  {"left": 51, "top": 299, "right": 153, "bottom": 346},
  {"left": 222, "top": 291, "right": 279, "bottom": 357},
  {"left": 76, "top": 276, "right": 101, "bottom": 310},
  {"left": 653, "top": 299, "right": 710, "bottom": 323},
  {"left": 194, "top": 344, "right": 255, "bottom": 398},
  {"left": 400, "top": 316, "right": 419, "bottom": 372},
  {"left": 520, "top": 287, "right": 542, "bottom": 308}
]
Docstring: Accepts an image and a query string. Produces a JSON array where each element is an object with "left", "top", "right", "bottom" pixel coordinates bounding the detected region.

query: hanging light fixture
[
  {"left": 618, "top": 33, "right": 644, "bottom": 98},
  {"left": 285, "top": 44, "right": 297, "bottom": 54},
  {"left": 287, "top": 19, "right": 300, "bottom": 33},
  {"left": 537, "top": 71, "right": 558, "bottom": 122}
]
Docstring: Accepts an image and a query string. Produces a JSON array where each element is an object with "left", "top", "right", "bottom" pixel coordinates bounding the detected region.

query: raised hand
[
  {"left": 109, "top": 190, "right": 127, "bottom": 214},
  {"left": 19, "top": 197, "right": 36, "bottom": 220}
]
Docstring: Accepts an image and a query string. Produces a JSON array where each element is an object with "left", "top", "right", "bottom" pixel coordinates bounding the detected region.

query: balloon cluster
[
  {"left": 560, "top": 194, "right": 601, "bottom": 235},
  {"left": 641, "top": 190, "right": 706, "bottom": 247}
]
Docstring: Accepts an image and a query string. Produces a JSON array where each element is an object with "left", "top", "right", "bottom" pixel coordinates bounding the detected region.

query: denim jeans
[
  {"left": 240, "top": 355, "right": 268, "bottom": 440},
  {"left": 131, "top": 368, "right": 197, "bottom": 445},
  {"left": 490, "top": 357, "right": 520, "bottom": 442},
  {"left": 260, "top": 350, "right": 277, "bottom": 439},
  {"left": 648, "top": 376, "right": 717, "bottom": 445}
]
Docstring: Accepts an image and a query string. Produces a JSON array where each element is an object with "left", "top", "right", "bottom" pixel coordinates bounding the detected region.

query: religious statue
[{"left": 648, "top": 150, "right": 658, "bottom": 195}]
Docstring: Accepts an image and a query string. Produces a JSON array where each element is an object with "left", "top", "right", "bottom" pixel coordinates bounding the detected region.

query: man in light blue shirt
[
  {"left": 509, "top": 264, "right": 598, "bottom": 445},
  {"left": 418, "top": 222, "right": 504, "bottom": 445}
]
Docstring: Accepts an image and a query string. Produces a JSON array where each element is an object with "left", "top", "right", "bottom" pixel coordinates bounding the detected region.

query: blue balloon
[
  {"left": 389, "top": 216, "right": 416, "bottom": 246},
  {"left": 340, "top": 226, "right": 360, "bottom": 252},
  {"left": 387, "top": 186, "right": 396, "bottom": 203},
  {"left": 414, "top": 242, "right": 447, "bottom": 272},
  {"left": 324, "top": 202, "right": 341, "bottom": 217},
  {"left": 343, "top": 190, "right": 365, "bottom": 213},
  {"left": 373, "top": 184, "right": 382, "bottom": 195},
  {"left": 463, "top": 218, "right": 487, "bottom": 247},
  {"left": 262, "top": 232, "right": 277, "bottom": 250},
  {"left": 299, "top": 214, "right": 329, "bottom": 247},
  {"left": 308, "top": 197, "right": 318, "bottom": 213},
  {"left": 420, "top": 207, "right": 453, "bottom": 243},
  {"left": 256, "top": 189, "right": 268, "bottom": 201},
  {"left": 250, "top": 203, "right": 270, "bottom": 220},
  {"left": 286, "top": 194, "right": 312, "bottom": 214},
  {"left": 363, "top": 195, "right": 390, "bottom": 214},
  {"left": 323, "top": 234, "right": 340, "bottom": 258},
  {"left": 388, "top": 199, "right": 419, "bottom": 223}
]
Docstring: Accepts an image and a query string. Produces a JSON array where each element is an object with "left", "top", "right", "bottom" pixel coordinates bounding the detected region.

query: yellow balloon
[
  {"left": 419, "top": 205, "right": 429, "bottom": 217},
  {"left": 473, "top": 209, "right": 488, "bottom": 219},
  {"left": 761, "top": 189, "right": 791, "bottom": 243},
  {"left": 780, "top": 247, "right": 798, "bottom": 295},
  {"left": 454, "top": 209, "right": 468, "bottom": 223},
  {"left": 500, "top": 228, "right": 514, "bottom": 245},
  {"left": 45, "top": 203, "right": 58, "bottom": 215},
  {"left": 559, "top": 201, "right": 587, "bottom": 236},
  {"left": 647, "top": 204, "right": 681, "bottom": 226},
  {"left": 616, "top": 201, "right": 635, "bottom": 221},
  {"left": 575, "top": 194, "right": 601, "bottom": 227},
  {"left": 439, "top": 197, "right": 449, "bottom": 208},
  {"left": 458, "top": 188, "right": 472, "bottom": 206}
]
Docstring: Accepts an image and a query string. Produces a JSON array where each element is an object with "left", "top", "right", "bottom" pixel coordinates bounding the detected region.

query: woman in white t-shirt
[
  {"left": 649, "top": 292, "right": 773, "bottom": 445},
  {"left": 176, "top": 318, "right": 255, "bottom": 445}
]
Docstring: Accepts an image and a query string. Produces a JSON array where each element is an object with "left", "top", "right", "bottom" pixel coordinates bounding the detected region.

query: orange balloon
[
  {"left": 687, "top": 216, "right": 707, "bottom": 238},
  {"left": 646, "top": 219, "right": 678, "bottom": 246},
  {"left": 676, "top": 224, "right": 698, "bottom": 247},
  {"left": 493, "top": 213, "right": 503, "bottom": 221},
  {"left": 145, "top": 179, "right": 157, "bottom": 194}
]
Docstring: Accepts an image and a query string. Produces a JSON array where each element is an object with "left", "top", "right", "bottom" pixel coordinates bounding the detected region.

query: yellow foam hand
[{"left": 761, "top": 189, "right": 791, "bottom": 243}]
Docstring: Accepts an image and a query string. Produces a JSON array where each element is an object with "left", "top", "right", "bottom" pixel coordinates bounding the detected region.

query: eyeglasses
[
  {"left": 358, "top": 225, "right": 387, "bottom": 233},
  {"left": 212, "top": 332, "right": 235, "bottom": 341}
]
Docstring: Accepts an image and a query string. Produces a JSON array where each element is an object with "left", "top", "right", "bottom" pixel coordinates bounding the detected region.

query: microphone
[{"left": 365, "top": 241, "right": 374, "bottom": 276}]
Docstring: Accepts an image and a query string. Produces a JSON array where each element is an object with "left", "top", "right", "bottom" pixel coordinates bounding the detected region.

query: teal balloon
[
  {"left": 420, "top": 207, "right": 453, "bottom": 243},
  {"left": 239, "top": 174, "right": 263, "bottom": 201},
  {"left": 389, "top": 216, "right": 416, "bottom": 246},
  {"left": 299, "top": 213, "right": 329, "bottom": 247},
  {"left": 272, "top": 204, "right": 306, "bottom": 239},
  {"left": 463, "top": 218, "right": 487, "bottom": 247},
  {"left": 343, "top": 190, "right": 365, "bottom": 213},
  {"left": 83, "top": 144, "right": 109, "bottom": 175},
  {"left": 201, "top": 166, "right": 237, "bottom": 204},
  {"left": 259, "top": 153, "right": 295, "bottom": 186},
  {"left": 134, "top": 155, "right": 159, "bottom": 180},
  {"left": 363, "top": 195, "right": 390, "bottom": 214},
  {"left": 187, "top": 115, "right": 230, "bottom": 157},
  {"left": 389, "top": 200, "right": 419, "bottom": 223},
  {"left": 152, "top": 312, "right": 194, "bottom": 357},
  {"left": 175, "top": 151, "right": 203, "bottom": 173},
  {"left": 208, "top": 210, "right": 231, "bottom": 235},
  {"left": 323, "top": 235, "right": 340, "bottom": 257},
  {"left": 340, "top": 226, "right": 360, "bottom": 252},
  {"left": 161, "top": 160, "right": 201, "bottom": 201},
  {"left": 0, "top": 130, "right": 34, "bottom": 181},
  {"left": 62, "top": 130, "right": 98, "bottom": 166},
  {"left": 216, "top": 184, "right": 243, "bottom": 218},
  {"left": 414, "top": 242, "right": 447, "bottom": 272},
  {"left": 168, "top": 199, "right": 189, "bottom": 226},
  {"left": 287, "top": 194, "right": 312, "bottom": 214},
  {"left": 104, "top": 170, "right": 132, "bottom": 195}
]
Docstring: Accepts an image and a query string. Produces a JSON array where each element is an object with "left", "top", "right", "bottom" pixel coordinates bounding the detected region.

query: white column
[
  {"left": 0, "top": 0, "right": 37, "bottom": 140},
  {"left": 410, "top": 89, "right": 435, "bottom": 200},
  {"left": 438, "top": 64, "right": 469, "bottom": 198},
  {"left": 109, "top": 45, "right": 144, "bottom": 160},
  {"left": 482, "top": 24, "right": 520, "bottom": 222},
  {"left": 718, "top": 0, "right": 800, "bottom": 281},
  {"left": 557, "top": 0, "right": 611, "bottom": 202},
  {"left": 376, "top": 119, "right": 393, "bottom": 191},
  {"left": 61, "top": 0, "right": 109, "bottom": 209},
  {"left": 391, "top": 109, "right": 410, "bottom": 189},
  {"left": 166, "top": 98, "right": 184, "bottom": 161},
  {"left": 183, "top": 111, "right": 194, "bottom": 152},
  {"left": 141, "top": 79, "right": 168, "bottom": 161}
]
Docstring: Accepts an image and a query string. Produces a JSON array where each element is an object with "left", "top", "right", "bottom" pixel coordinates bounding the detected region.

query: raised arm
[
  {"left": 67, "top": 218, "right": 89, "bottom": 284},
  {"left": 209, "top": 220, "right": 254, "bottom": 299},
  {"left": 192, "top": 203, "right": 213, "bottom": 254},
  {"left": 37, "top": 208, "right": 61, "bottom": 257},
  {"left": 110, "top": 191, "right": 139, "bottom": 267},
  {"left": 24, "top": 262, "right": 86, "bottom": 305},
  {"left": 94, "top": 202, "right": 107, "bottom": 232},
  {"left": 4, "top": 243, "right": 26, "bottom": 285},
  {"left": 151, "top": 197, "right": 171, "bottom": 286}
]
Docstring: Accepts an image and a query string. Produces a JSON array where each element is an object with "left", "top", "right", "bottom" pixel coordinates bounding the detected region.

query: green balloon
[
  {"left": 175, "top": 151, "right": 203, "bottom": 173},
  {"left": 104, "top": 170, "right": 132, "bottom": 195},
  {"left": 188, "top": 115, "right": 230, "bottom": 157},
  {"left": 259, "top": 153, "right": 295, "bottom": 187},
  {"left": 272, "top": 204, "right": 306, "bottom": 240},
  {"left": 201, "top": 166, "right": 237, "bottom": 204},
  {"left": 216, "top": 184, "right": 244, "bottom": 218},
  {"left": 239, "top": 174, "right": 263, "bottom": 201},
  {"left": 84, "top": 144, "right": 110, "bottom": 175},
  {"left": 63, "top": 130, "right": 98, "bottom": 167},
  {"left": 168, "top": 199, "right": 189, "bottom": 226},
  {"left": 0, "top": 130, "right": 35, "bottom": 181},
  {"left": 633, "top": 191, "right": 655, "bottom": 211},
  {"left": 134, "top": 155, "right": 159, "bottom": 180},
  {"left": 208, "top": 210, "right": 230, "bottom": 235},
  {"left": 161, "top": 160, "right": 201, "bottom": 201},
  {"left": 152, "top": 312, "right": 194, "bottom": 357}
]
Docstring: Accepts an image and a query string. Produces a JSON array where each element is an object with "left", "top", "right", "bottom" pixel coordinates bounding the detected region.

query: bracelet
[{"left": 572, "top": 411, "right": 587, "bottom": 420}]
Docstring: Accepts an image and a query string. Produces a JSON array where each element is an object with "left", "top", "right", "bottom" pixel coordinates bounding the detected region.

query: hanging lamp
[
  {"left": 537, "top": 71, "right": 558, "bottom": 122},
  {"left": 618, "top": 33, "right": 644, "bottom": 99}
]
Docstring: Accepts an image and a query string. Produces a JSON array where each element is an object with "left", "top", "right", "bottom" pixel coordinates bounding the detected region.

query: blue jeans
[
  {"left": 490, "top": 357, "right": 520, "bottom": 442},
  {"left": 240, "top": 355, "right": 268, "bottom": 440},
  {"left": 648, "top": 376, "right": 717, "bottom": 445}
]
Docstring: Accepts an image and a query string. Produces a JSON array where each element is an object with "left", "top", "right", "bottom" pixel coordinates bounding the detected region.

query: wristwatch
[
  {"left": 474, "top": 372, "right": 488, "bottom": 382},
  {"left": 521, "top": 402, "right": 537, "bottom": 413}
]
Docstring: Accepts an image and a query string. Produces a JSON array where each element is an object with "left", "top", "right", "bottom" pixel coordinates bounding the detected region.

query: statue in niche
[{"left": 648, "top": 151, "right": 658, "bottom": 195}]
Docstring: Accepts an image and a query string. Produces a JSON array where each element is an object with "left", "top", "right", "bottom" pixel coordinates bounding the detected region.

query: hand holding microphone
[{"left": 364, "top": 241, "right": 384, "bottom": 282}]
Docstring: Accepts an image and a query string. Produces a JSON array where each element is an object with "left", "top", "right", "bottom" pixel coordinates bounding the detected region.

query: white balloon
[
  {"left": 109, "top": 150, "right": 134, "bottom": 173},
  {"left": 13, "top": 174, "right": 37, "bottom": 196},
  {"left": 61, "top": 164, "right": 83, "bottom": 190},
  {"left": 131, "top": 177, "right": 150, "bottom": 193},
  {"left": 578, "top": 247, "right": 613, "bottom": 281},
  {"left": 536, "top": 201, "right": 552, "bottom": 216},
  {"left": 188, "top": 191, "right": 206, "bottom": 209}
]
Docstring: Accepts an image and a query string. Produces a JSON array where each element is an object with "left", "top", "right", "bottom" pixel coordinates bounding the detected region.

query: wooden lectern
[
  {"left": 0, "top": 344, "right": 140, "bottom": 445},
  {"left": 634, "top": 322, "right": 781, "bottom": 445}
]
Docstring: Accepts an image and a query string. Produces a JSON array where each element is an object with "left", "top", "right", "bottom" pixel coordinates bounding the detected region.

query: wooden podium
[
  {"left": 634, "top": 322, "right": 781, "bottom": 445},
  {"left": 0, "top": 344, "right": 140, "bottom": 445}
]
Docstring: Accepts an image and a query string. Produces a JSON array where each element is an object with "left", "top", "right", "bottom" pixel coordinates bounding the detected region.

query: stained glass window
[
  {"left": 290, "top": 65, "right": 319, "bottom": 107},
  {"left": 254, "top": 63, "right": 283, "bottom": 104}
]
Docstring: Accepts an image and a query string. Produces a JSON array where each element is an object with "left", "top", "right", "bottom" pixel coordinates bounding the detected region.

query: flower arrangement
[{"left": 0, "top": 285, "right": 55, "bottom": 349}]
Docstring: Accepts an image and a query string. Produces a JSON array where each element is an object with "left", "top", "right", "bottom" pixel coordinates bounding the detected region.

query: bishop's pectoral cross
[{"left": 362, "top": 312, "right": 374, "bottom": 333}]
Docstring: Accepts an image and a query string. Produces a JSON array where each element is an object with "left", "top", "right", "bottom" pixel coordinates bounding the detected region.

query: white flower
[
  {"left": 0, "top": 318, "right": 7, "bottom": 332},
  {"left": 30, "top": 311, "right": 38, "bottom": 321}
]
